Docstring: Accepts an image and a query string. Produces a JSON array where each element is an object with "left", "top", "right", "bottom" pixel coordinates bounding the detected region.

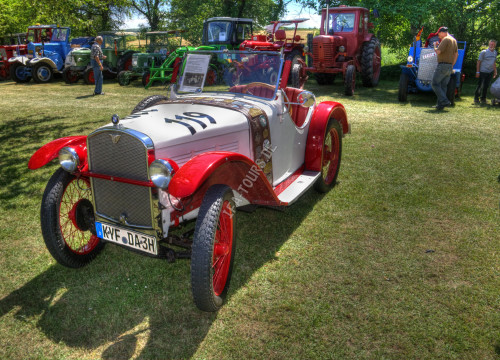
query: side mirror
[{"left": 297, "top": 91, "right": 316, "bottom": 107}]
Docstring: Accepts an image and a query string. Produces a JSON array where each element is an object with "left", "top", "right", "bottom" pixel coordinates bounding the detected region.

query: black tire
[
  {"left": 41, "top": 168, "right": 105, "bottom": 268},
  {"left": 314, "top": 119, "right": 343, "bottom": 193},
  {"left": 191, "top": 185, "right": 236, "bottom": 312},
  {"left": 315, "top": 73, "right": 335, "bottom": 85},
  {"left": 344, "top": 64, "right": 356, "bottom": 96},
  {"left": 62, "top": 67, "right": 79, "bottom": 84},
  {"left": 10, "top": 63, "right": 31, "bottom": 83},
  {"left": 83, "top": 67, "right": 95, "bottom": 85},
  {"left": 131, "top": 95, "right": 169, "bottom": 114},
  {"left": 142, "top": 71, "right": 152, "bottom": 87},
  {"left": 361, "top": 37, "right": 381, "bottom": 87},
  {"left": 398, "top": 73, "right": 409, "bottom": 102},
  {"left": 118, "top": 70, "right": 130, "bottom": 86},
  {"left": 446, "top": 73, "right": 456, "bottom": 106},
  {"left": 224, "top": 68, "right": 241, "bottom": 87},
  {"left": 307, "top": 33, "right": 314, "bottom": 66},
  {"left": 33, "top": 62, "right": 53, "bottom": 83},
  {"left": 117, "top": 51, "right": 135, "bottom": 73},
  {"left": 286, "top": 51, "right": 303, "bottom": 86}
]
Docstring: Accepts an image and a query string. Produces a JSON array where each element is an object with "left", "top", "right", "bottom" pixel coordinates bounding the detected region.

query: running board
[{"left": 277, "top": 171, "right": 321, "bottom": 204}]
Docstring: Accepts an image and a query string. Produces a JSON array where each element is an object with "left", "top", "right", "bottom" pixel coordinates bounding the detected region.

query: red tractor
[
  {"left": 305, "top": 5, "right": 381, "bottom": 95},
  {"left": 239, "top": 19, "right": 309, "bottom": 88},
  {"left": 0, "top": 33, "right": 27, "bottom": 81}
]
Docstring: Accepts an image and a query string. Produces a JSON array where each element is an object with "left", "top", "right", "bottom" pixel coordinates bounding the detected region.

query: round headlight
[
  {"left": 407, "top": 56, "right": 414, "bottom": 63},
  {"left": 339, "top": 45, "right": 346, "bottom": 52},
  {"left": 59, "top": 147, "right": 79, "bottom": 172},
  {"left": 149, "top": 159, "right": 174, "bottom": 189}
]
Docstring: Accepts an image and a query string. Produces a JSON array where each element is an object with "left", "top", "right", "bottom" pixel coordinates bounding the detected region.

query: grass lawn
[{"left": 0, "top": 75, "right": 498, "bottom": 359}]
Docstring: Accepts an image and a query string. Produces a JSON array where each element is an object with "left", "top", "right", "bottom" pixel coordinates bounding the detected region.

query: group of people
[{"left": 431, "top": 26, "right": 497, "bottom": 110}]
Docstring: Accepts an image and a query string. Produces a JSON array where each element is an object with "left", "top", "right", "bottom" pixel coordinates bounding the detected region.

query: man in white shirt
[{"left": 474, "top": 39, "right": 497, "bottom": 104}]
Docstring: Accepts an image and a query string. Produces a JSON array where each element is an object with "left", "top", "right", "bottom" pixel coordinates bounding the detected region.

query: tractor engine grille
[
  {"left": 313, "top": 37, "right": 335, "bottom": 66},
  {"left": 87, "top": 129, "right": 154, "bottom": 228},
  {"left": 417, "top": 48, "right": 438, "bottom": 82}
]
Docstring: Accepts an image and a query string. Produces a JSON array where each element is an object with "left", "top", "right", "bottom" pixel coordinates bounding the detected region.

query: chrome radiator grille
[
  {"left": 417, "top": 49, "right": 438, "bottom": 82},
  {"left": 88, "top": 129, "right": 153, "bottom": 228}
]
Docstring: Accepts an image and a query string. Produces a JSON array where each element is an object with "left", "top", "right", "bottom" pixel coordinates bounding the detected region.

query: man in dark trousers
[
  {"left": 91, "top": 36, "right": 106, "bottom": 95},
  {"left": 431, "top": 27, "right": 458, "bottom": 110},
  {"left": 474, "top": 39, "right": 497, "bottom": 105}
]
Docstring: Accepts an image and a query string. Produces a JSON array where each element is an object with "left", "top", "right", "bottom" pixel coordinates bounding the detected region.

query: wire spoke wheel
[{"left": 314, "top": 119, "right": 343, "bottom": 193}]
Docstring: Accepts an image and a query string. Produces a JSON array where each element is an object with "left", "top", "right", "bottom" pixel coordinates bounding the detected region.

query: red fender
[
  {"left": 168, "top": 151, "right": 282, "bottom": 206},
  {"left": 305, "top": 102, "right": 348, "bottom": 172},
  {"left": 28, "top": 136, "right": 87, "bottom": 170}
]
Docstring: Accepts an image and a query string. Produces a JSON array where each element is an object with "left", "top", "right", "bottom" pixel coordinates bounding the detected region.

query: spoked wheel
[
  {"left": 191, "top": 185, "right": 236, "bottom": 312},
  {"left": 314, "top": 119, "right": 343, "bottom": 193},
  {"left": 41, "top": 168, "right": 104, "bottom": 268}
]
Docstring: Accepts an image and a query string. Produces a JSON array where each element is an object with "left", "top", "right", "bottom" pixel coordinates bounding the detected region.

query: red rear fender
[{"left": 28, "top": 136, "right": 87, "bottom": 170}]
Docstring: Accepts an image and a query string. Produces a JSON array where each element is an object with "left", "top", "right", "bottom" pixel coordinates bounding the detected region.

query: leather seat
[{"left": 284, "top": 87, "right": 309, "bottom": 127}]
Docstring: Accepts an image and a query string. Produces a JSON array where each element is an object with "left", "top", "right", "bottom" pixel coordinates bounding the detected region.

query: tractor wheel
[
  {"left": 361, "top": 37, "right": 381, "bottom": 87},
  {"left": 344, "top": 65, "right": 356, "bottom": 96},
  {"left": 314, "top": 118, "right": 342, "bottom": 193},
  {"left": 446, "top": 73, "right": 456, "bottom": 106},
  {"left": 117, "top": 52, "right": 135, "bottom": 73},
  {"left": 118, "top": 70, "right": 130, "bottom": 86},
  {"left": 33, "top": 63, "right": 53, "bottom": 83},
  {"left": 10, "top": 63, "right": 31, "bottom": 83},
  {"left": 83, "top": 67, "right": 95, "bottom": 85},
  {"left": 290, "top": 59, "right": 308, "bottom": 89},
  {"left": 286, "top": 51, "right": 304, "bottom": 87},
  {"left": 191, "top": 184, "right": 236, "bottom": 312},
  {"left": 142, "top": 72, "right": 152, "bottom": 87},
  {"left": 206, "top": 67, "right": 218, "bottom": 86},
  {"left": 398, "top": 73, "right": 409, "bottom": 102},
  {"left": 131, "top": 95, "right": 169, "bottom": 114},
  {"left": 224, "top": 68, "right": 241, "bottom": 87},
  {"left": 41, "top": 168, "right": 105, "bottom": 268},
  {"left": 62, "top": 68, "right": 79, "bottom": 84},
  {"left": 315, "top": 73, "right": 335, "bottom": 85}
]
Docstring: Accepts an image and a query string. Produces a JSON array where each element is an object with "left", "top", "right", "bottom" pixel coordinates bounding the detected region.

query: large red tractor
[
  {"left": 305, "top": 5, "right": 381, "bottom": 96},
  {"left": 0, "top": 33, "right": 27, "bottom": 81}
]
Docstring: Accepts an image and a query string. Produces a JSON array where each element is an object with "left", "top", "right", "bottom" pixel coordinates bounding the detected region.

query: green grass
[{"left": 0, "top": 76, "right": 499, "bottom": 359}]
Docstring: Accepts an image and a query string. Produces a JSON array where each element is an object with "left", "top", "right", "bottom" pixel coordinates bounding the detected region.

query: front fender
[
  {"left": 29, "top": 57, "right": 59, "bottom": 70},
  {"left": 168, "top": 151, "right": 282, "bottom": 206},
  {"left": 28, "top": 136, "right": 87, "bottom": 170},
  {"left": 8, "top": 56, "right": 29, "bottom": 65},
  {"left": 305, "top": 102, "right": 348, "bottom": 172}
]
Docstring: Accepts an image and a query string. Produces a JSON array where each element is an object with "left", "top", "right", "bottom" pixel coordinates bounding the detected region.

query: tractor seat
[
  {"left": 284, "top": 87, "right": 309, "bottom": 128},
  {"left": 274, "top": 29, "right": 287, "bottom": 47},
  {"left": 229, "top": 84, "right": 276, "bottom": 99}
]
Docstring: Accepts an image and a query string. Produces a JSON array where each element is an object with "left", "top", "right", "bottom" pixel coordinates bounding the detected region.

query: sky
[{"left": 123, "top": 2, "right": 322, "bottom": 29}]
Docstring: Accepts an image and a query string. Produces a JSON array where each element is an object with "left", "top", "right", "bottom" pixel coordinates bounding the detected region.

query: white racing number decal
[{"left": 164, "top": 112, "right": 216, "bottom": 135}]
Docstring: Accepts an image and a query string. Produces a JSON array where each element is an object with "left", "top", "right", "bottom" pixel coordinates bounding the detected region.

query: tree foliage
[{"left": 130, "top": 0, "right": 169, "bottom": 31}]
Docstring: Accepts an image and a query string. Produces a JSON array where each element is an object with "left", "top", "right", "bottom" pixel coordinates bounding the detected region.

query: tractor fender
[
  {"left": 305, "top": 102, "right": 348, "bottom": 172},
  {"left": 29, "top": 57, "right": 59, "bottom": 71},
  {"left": 8, "top": 56, "right": 29, "bottom": 65},
  {"left": 168, "top": 151, "right": 282, "bottom": 206},
  {"left": 363, "top": 33, "right": 376, "bottom": 44},
  {"left": 28, "top": 136, "right": 87, "bottom": 170}
]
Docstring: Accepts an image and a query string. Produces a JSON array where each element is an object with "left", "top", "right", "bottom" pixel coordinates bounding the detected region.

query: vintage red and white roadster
[{"left": 28, "top": 50, "right": 350, "bottom": 312}]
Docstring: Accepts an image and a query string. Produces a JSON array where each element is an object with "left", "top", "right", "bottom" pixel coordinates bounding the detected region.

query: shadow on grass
[{"left": 0, "top": 186, "right": 326, "bottom": 358}]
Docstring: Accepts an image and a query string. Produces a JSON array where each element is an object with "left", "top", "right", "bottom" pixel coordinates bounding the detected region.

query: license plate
[{"left": 95, "top": 222, "right": 158, "bottom": 255}]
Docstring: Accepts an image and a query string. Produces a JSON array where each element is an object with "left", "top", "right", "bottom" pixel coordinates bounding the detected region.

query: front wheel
[
  {"left": 41, "top": 168, "right": 105, "bottom": 268},
  {"left": 63, "top": 67, "right": 79, "bottom": 84},
  {"left": 314, "top": 119, "right": 343, "bottom": 193},
  {"left": 33, "top": 63, "right": 53, "bottom": 83},
  {"left": 344, "top": 65, "right": 356, "bottom": 96},
  {"left": 398, "top": 73, "right": 409, "bottom": 102},
  {"left": 191, "top": 185, "right": 236, "bottom": 312},
  {"left": 118, "top": 70, "right": 130, "bottom": 86}
]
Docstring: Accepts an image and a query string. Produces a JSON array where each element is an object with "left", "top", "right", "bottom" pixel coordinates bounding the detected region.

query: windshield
[
  {"left": 327, "top": 13, "right": 355, "bottom": 33},
  {"left": 175, "top": 50, "right": 283, "bottom": 100},
  {"left": 51, "top": 28, "right": 69, "bottom": 42},
  {"left": 207, "top": 22, "right": 232, "bottom": 43}
]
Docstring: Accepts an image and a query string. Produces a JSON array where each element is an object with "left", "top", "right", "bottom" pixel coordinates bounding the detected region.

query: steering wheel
[{"left": 243, "top": 82, "right": 276, "bottom": 96}]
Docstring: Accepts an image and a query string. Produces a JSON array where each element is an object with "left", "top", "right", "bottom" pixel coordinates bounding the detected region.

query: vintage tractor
[
  {"left": 0, "top": 33, "right": 27, "bottom": 81},
  {"left": 305, "top": 5, "right": 381, "bottom": 96},
  {"left": 202, "top": 17, "right": 253, "bottom": 50},
  {"left": 398, "top": 28, "right": 467, "bottom": 104},
  {"left": 118, "top": 31, "right": 173, "bottom": 86},
  {"left": 63, "top": 31, "right": 137, "bottom": 85},
  {"left": 8, "top": 25, "right": 91, "bottom": 83},
  {"left": 239, "top": 18, "right": 309, "bottom": 88}
]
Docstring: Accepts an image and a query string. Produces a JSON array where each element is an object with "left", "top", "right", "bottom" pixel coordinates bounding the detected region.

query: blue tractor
[
  {"left": 9, "top": 25, "right": 93, "bottom": 83},
  {"left": 398, "top": 28, "right": 467, "bottom": 103}
]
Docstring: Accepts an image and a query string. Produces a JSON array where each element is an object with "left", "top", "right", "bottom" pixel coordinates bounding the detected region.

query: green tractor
[
  {"left": 63, "top": 31, "right": 137, "bottom": 84},
  {"left": 118, "top": 31, "right": 175, "bottom": 86},
  {"left": 144, "top": 18, "right": 253, "bottom": 88}
]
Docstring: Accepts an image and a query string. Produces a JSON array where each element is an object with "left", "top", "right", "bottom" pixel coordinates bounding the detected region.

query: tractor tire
[
  {"left": 398, "top": 73, "right": 409, "bottom": 102},
  {"left": 142, "top": 71, "right": 152, "bottom": 87},
  {"left": 344, "top": 64, "right": 356, "bottom": 96},
  {"left": 446, "top": 73, "right": 456, "bottom": 106},
  {"left": 315, "top": 73, "right": 335, "bottom": 85},
  {"left": 62, "top": 67, "right": 79, "bottom": 84},
  {"left": 118, "top": 70, "right": 130, "bottom": 86},
  {"left": 361, "top": 37, "right": 381, "bottom": 87},
  {"left": 33, "top": 63, "right": 53, "bottom": 83},
  {"left": 131, "top": 95, "right": 169, "bottom": 114},
  {"left": 117, "top": 51, "right": 135, "bottom": 73},
  {"left": 10, "top": 63, "right": 31, "bottom": 83},
  {"left": 286, "top": 50, "right": 304, "bottom": 87},
  {"left": 83, "top": 67, "right": 95, "bottom": 85}
]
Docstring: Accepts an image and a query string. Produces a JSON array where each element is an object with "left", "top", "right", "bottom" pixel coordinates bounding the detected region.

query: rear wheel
[
  {"left": 33, "top": 63, "right": 53, "bottom": 83},
  {"left": 398, "top": 73, "right": 409, "bottom": 102},
  {"left": 63, "top": 67, "right": 79, "bottom": 84},
  {"left": 361, "top": 37, "right": 381, "bottom": 87},
  {"left": 83, "top": 67, "right": 95, "bottom": 85},
  {"left": 117, "top": 52, "right": 135, "bottom": 73},
  {"left": 10, "top": 63, "right": 31, "bottom": 83},
  {"left": 344, "top": 65, "right": 356, "bottom": 96},
  {"left": 132, "top": 95, "right": 169, "bottom": 114},
  {"left": 314, "top": 119, "right": 342, "bottom": 193},
  {"left": 191, "top": 185, "right": 236, "bottom": 312},
  {"left": 41, "top": 168, "right": 104, "bottom": 268}
]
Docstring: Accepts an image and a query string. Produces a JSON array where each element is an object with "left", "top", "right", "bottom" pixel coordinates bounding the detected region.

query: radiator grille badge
[{"left": 110, "top": 134, "right": 121, "bottom": 144}]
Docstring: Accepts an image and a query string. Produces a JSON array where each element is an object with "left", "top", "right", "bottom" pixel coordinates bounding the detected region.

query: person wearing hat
[
  {"left": 474, "top": 39, "right": 497, "bottom": 105},
  {"left": 431, "top": 27, "right": 458, "bottom": 110}
]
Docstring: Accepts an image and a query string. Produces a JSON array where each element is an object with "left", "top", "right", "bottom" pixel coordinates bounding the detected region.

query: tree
[{"left": 130, "top": 0, "right": 170, "bottom": 31}]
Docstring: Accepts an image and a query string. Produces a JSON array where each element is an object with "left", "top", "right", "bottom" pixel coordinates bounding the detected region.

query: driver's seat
[{"left": 284, "top": 87, "right": 309, "bottom": 127}]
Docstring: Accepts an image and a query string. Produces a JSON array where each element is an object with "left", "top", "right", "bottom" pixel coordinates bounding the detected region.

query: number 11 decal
[{"left": 165, "top": 112, "right": 216, "bottom": 135}]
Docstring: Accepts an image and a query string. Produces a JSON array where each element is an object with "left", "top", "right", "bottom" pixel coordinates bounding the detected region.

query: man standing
[
  {"left": 91, "top": 36, "right": 106, "bottom": 95},
  {"left": 474, "top": 39, "right": 497, "bottom": 105},
  {"left": 431, "top": 27, "right": 458, "bottom": 110}
]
